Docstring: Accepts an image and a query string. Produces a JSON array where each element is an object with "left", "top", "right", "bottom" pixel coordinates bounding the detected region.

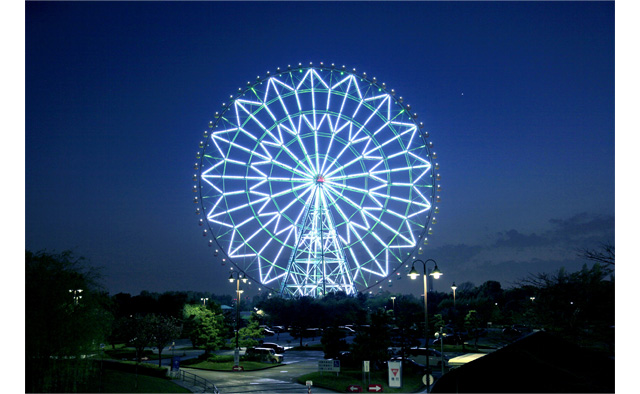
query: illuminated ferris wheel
[{"left": 194, "top": 63, "right": 440, "bottom": 297}]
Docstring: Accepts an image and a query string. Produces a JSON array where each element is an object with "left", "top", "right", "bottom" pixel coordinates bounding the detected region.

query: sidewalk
[{"left": 172, "top": 378, "right": 203, "bottom": 393}]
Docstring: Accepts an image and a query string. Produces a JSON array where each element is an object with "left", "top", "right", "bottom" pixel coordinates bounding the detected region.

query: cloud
[
  {"left": 548, "top": 212, "right": 615, "bottom": 242},
  {"left": 427, "top": 212, "right": 614, "bottom": 288},
  {"left": 494, "top": 229, "right": 550, "bottom": 249}
]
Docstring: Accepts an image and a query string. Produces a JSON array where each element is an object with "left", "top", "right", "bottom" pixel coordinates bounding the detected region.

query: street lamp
[
  {"left": 229, "top": 270, "right": 248, "bottom": 368},
  {"left": 408, "top": 259, "right": 442, "bottom": 392},
  {"left": 69, "top": 289, "right": 83, "bottom": 305},
  {"left": 451, "top": 282, "right": 457, "bottom": 307},
  {"left": 201, "top": 297, "right": 209, "bottom": 306}
]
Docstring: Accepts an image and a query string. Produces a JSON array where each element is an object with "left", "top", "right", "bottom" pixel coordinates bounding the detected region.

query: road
[
  {"left": 144, "top": 336, "right": 336, "bottom": 393},
  {"left": 183, "top": 350, "right": 336, "bottom": 393},
  {"left": 145, "top": 333, "right": 455, "bottom": 393}
]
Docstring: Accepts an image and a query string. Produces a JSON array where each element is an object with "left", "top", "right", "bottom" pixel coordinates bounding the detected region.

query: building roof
[{"left": 431, "top": 331, "right": 614, "bottom": 393}]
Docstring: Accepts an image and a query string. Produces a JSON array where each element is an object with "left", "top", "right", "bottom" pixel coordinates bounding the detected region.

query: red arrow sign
[
  {"left": 347, "top": 385, "right": 362, "bottom": 392},
  {"left": 368, "top": 384, "right": 383, "bottom": 392}
]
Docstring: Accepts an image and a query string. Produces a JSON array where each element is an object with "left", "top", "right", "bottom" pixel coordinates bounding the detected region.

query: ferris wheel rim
[{"left": 195, "top": 63, "right": 438, "bottom": 295}]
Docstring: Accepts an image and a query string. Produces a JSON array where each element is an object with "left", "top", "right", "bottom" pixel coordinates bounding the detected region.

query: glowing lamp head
[
  {"left": 408, "top": 266, "right": 420, "bottom": 280},
  {"left": 430, "top": 264, "right": 443, "bottom": 279},
  {"left": 451, "top": 282, "right": 457, "bottom": 290},
  {"left": 228, "top": 273, "right": 234, "bottom": 283}
]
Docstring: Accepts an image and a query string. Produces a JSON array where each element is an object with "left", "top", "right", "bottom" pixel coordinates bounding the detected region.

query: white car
[
  {"left": 405, "top": 347, "right": 449, "bottom": 368},
  {"left": 246, "top": 347, "right": 284, "bottom": 363}
]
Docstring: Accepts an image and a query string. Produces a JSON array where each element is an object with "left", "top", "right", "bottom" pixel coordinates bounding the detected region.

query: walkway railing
[{"left": 177, "top": 369, "right": 219, "bottom": 393}]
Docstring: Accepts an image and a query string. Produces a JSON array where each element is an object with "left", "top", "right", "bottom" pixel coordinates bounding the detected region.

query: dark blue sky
[{"left": 25, "top": 1, "right": 615, "bottom": 297}]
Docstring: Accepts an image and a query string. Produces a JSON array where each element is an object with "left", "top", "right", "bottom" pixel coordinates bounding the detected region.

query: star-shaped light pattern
[{"left": 196, "top": 64, "right": 438, "bottom": 297}]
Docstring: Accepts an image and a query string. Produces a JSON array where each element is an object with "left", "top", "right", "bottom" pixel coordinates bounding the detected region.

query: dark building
[{"left": 431, "top": 331, "right": 614, "bottom": 393}]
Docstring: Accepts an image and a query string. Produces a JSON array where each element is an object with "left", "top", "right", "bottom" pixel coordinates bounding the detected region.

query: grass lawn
[
  {"left": 185, "top": 359, "right": 280, "bottom": 371},
  {"left": 297, "top": 369, "right": 424, "bottom": 393},
  {"left": 85, "top": 369, "right": 190, "bottom": 393}
]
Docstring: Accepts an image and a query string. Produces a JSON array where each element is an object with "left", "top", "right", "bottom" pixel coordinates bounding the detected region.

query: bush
[
  {"left": 207, "top": 354, "right": 234, "bottom": 363},
  {"left": 102, "top": 360, "right": 168, "bottom": 379}
]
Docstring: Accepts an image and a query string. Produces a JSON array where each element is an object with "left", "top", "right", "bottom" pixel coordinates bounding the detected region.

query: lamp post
[
  {"left": 408, "top": 259, "right": 442, "bottom": 392},
  {"left": 451, "top": 282, "right": 457, "bottom": 308},
  {"left": 69, "top": 289, "right": 83, "bottom": 305},
  {"left": 390, "top": 296, "right": 396, "bottom": 316},
  {"left": 229, "top": 271, "right": 247, "bottom": 368},
  {"left": 201, "top": 297, "right": 209, "bottom": 306}
]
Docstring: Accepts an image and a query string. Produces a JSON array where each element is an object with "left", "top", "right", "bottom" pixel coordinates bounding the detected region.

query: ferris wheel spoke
[
  {"left": 208, "top": 196, "right": 270, "bottom": 220},
  {"left": 331, "top": 76, "right": 354, "bottom": 131},
  {"left": 324, "top": 151, "right": 363, "bottom": 178},
  {"left": 409, "top": 185, "right": 433, "bottom": 208},
  {"left": 235, "top": 103, "right": 282, "bottom": 146},
  {"left": 362, "top": 127, "right": 414, "bottom": 157}
]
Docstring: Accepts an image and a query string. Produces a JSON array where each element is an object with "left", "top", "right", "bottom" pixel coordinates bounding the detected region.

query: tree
[
  {"left": 238, "top": 312, "right": 264, "bottom": 348},
  {"left": 149, "top": 315, "right": 182, "bottom": 367},
  {"left": 321, "top": 326, "right": 348, "bottom": 359},
  {"left": 516, "top": 263, "right": 614, "bottom": 348},
  {"left": 184, "top": 304, "right": 226, "bottom": 354},
  {"left": 26, "top": 250, "right": 112, "bottom": 393},
  {"left": 351, "top": 310, "right": 392, "bottom": 369},
  {"left": 464, "top": 310, "right": 481, "bottom": 350},
  {"left": 392, "top": 295, "right": 422, "bottom": 354},
  {"left": 578, "top": 242, "right": 614, "bottom": 266},
  {"left": 120, "top": 315, "right": 156, "bottom": 364},
  {"left": 289, "top": 297, "right": 318, "bottom": 347},
  {"left": 431, "top": 314, "right": 445, "bottom": 334}
]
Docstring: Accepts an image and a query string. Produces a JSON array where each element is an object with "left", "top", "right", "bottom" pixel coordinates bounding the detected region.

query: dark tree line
[
  {"left": 26, "top": 244, "right": 614, "bottom": 391},
  {"left": 26, "top": 251, "right": 112, "bottom": 392},
  {"left": 25, "top": 250, "right": 239, "bottom": 392}
]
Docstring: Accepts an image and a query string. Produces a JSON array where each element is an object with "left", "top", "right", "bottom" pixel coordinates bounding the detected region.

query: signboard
[
  {"left": 232, "top": 365, "right": 244, "bottom": 371},
  {"left": 347, "top": 385, "right": 362, "bottom": 392},
  {"left": 363, "top": 360, "right": 370, "bottom": 372},
  {"left": 171, "top": 356, "right": 180, "bottom": 371},
  {"left": 318, "top": 359, "right": 341, "bottom": 372},
  {"left": 422, "top": 374, "right": 434, "bottom": 386},
  {"left": 387, "top": 360, "right": 402, "bottom": 388},
  {"left": 368, "top": 384, "right": 383, "bottom": 392}
]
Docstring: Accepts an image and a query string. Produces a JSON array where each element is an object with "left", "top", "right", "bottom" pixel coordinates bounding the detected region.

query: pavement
[{"left": 140, "top": 334, "right": 483, "bottom": 393}]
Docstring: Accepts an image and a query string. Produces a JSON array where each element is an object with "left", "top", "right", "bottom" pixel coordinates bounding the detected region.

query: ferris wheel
[{"left": 194, "top": 63, "right": 440, "bottom": 297}]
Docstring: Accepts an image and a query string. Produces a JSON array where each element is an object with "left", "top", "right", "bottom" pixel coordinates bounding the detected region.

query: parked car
[
  {"left": 294, "top": 327, "right": 323, "bottom": 338},
  {"left": 387, "top": 356, "right": 426, "bottom": 373},
  {"left": 502, "top": 326, "right": 522, "bottom": 337},
  {"left": 338, "top": 325, "right": 356, "bottom": 335},
  {"left": 512, "top": 324, "right": 533, "bottom": 333},
  {"left": 260, "top": 342, "right": 285, "bottom": 353},
  {"left": 471, "top": 328, "right": 488, "bottom": 337},
  {"left": 433, "top": 332, "right": 464, "bottom": 345},
  {"left": 334, "top": 351, "right": 357, "bottom": 369},
  {"left": 245, "top": 347, "right": 284, "bottom": 363},
  {"left": 259, "top": 325, "right": 276, "bottom": 336},
  {"left": 261, "top": 328, "right": 276, "bottom": 336},
  {"left": 406, "top": 347, "right": 449, "bottom": 368}
]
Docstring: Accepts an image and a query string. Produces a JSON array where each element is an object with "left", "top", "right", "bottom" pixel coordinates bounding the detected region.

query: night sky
[{"left": 25, "top": 1, "right": 616, "bottom": 298}]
